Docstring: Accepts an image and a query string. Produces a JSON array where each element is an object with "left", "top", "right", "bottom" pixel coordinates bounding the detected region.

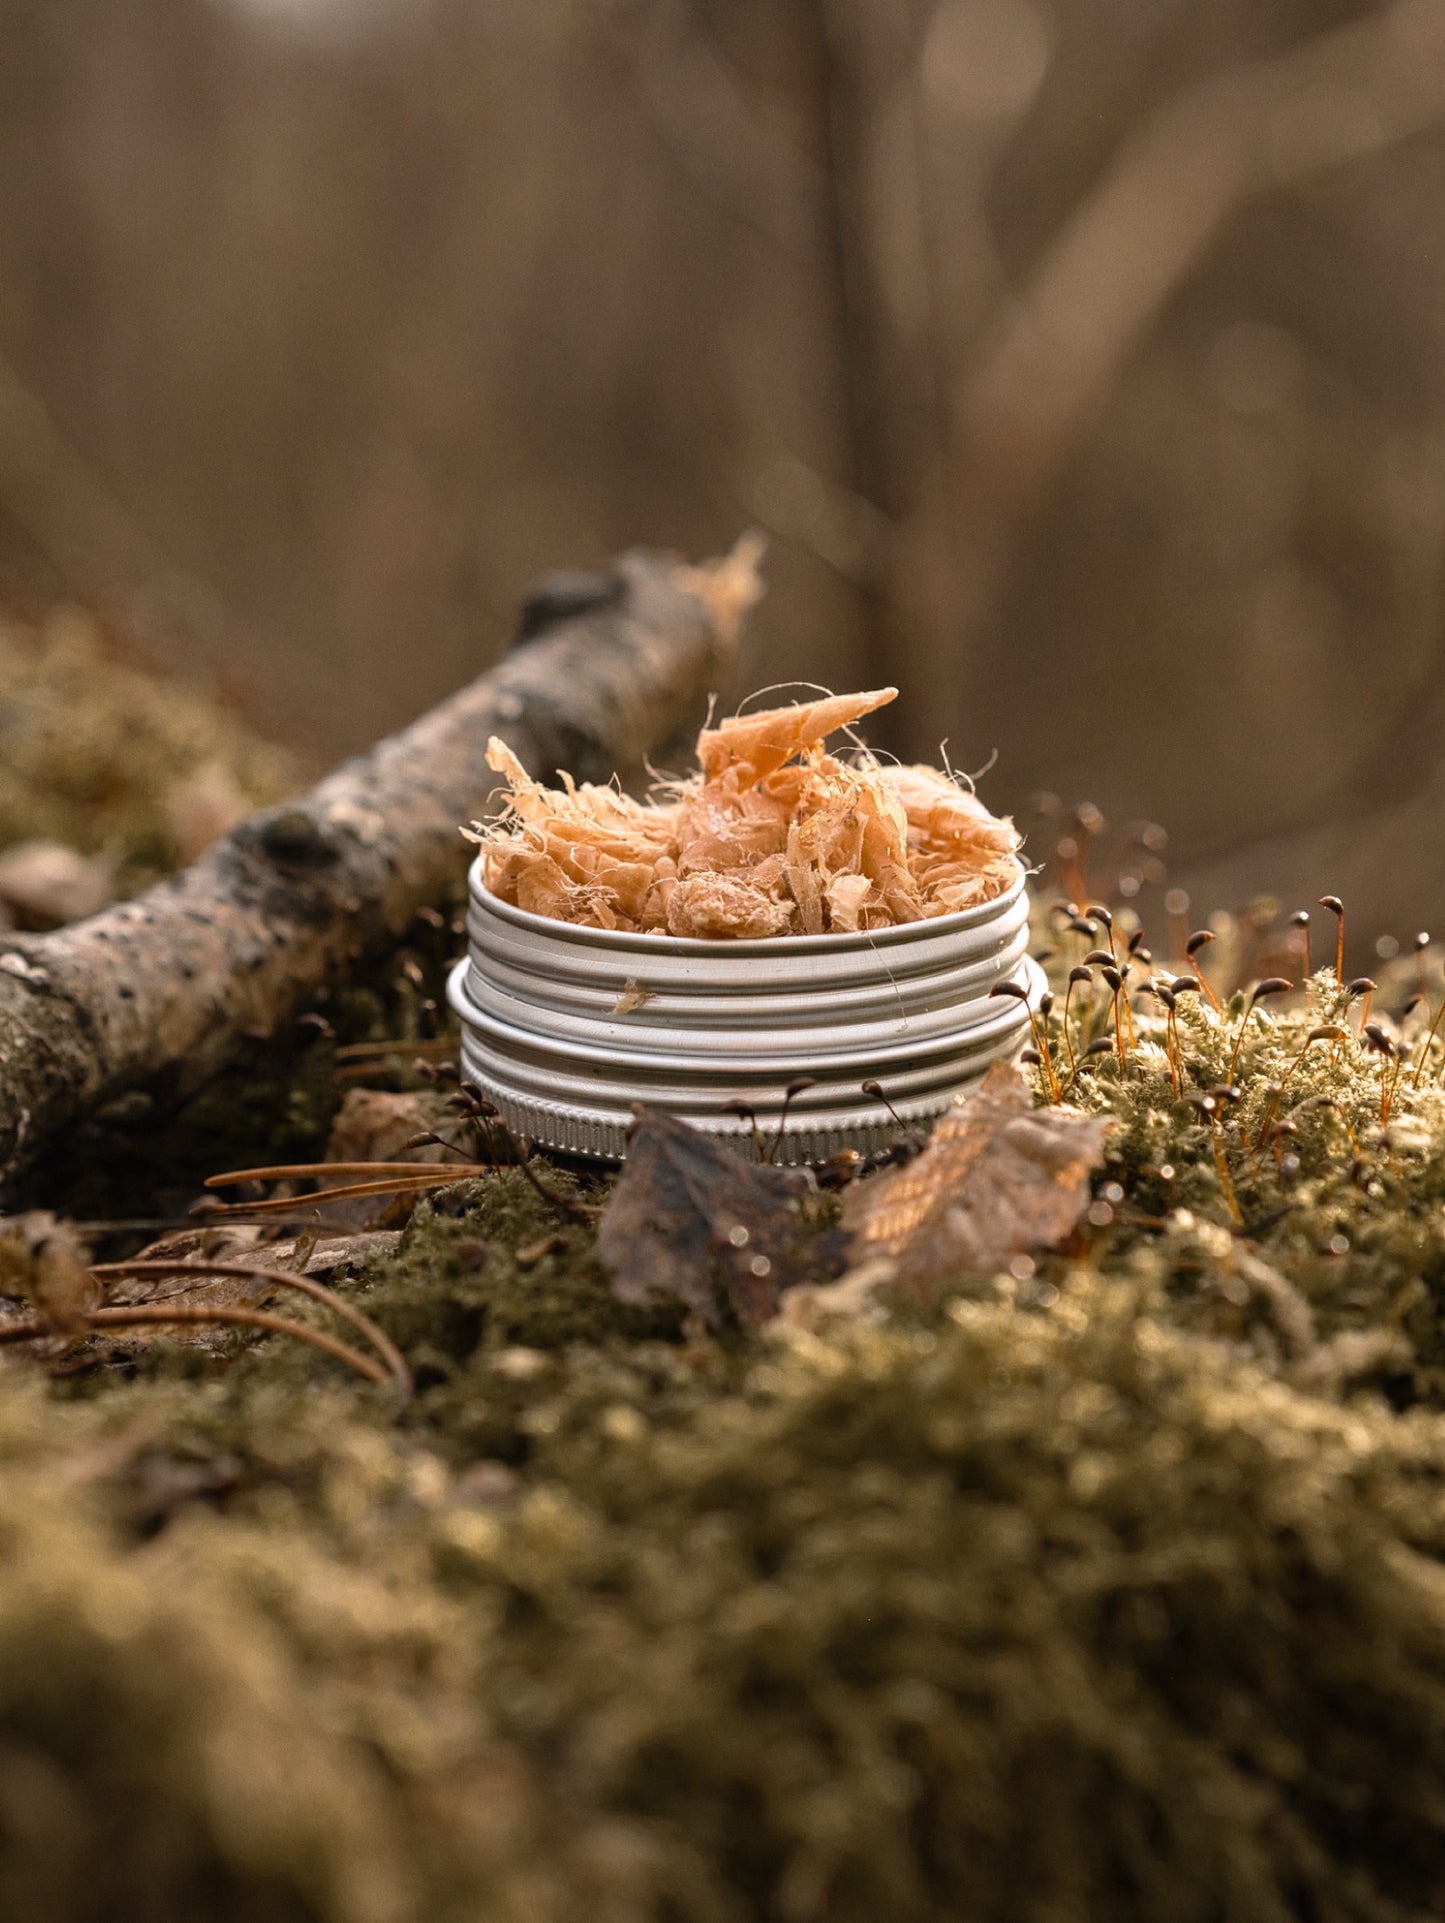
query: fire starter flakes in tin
[{"left": 466, "top": 687, "right": 1019, "bottom": 939}]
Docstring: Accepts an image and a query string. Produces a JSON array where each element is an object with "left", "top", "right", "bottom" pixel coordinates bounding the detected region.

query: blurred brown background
[{"left": 2, "top": 0, "right": 1444, "bottom": 941}]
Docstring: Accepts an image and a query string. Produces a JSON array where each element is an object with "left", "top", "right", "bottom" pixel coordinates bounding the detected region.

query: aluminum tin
[{"left": 449, "top": 858, "right": 1041, "bottom": 1164}]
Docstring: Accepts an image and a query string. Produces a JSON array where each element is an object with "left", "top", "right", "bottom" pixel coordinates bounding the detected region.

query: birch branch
[{"left": 0, "top": 540, "right": 760, "bottom": 1194}]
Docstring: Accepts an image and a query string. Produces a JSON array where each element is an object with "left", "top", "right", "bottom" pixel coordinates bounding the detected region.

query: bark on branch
[{"left": 0, "top": 541, "right": 760, "bottom": 1196}]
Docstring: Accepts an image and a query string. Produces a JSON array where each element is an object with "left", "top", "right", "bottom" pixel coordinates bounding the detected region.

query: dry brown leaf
[
  {"left": 317, "top": 1089, "right": 464, "bottom": 1225},
  {"left": 0, "top": 1212, "right": 400, "bottom": 1388},
  {"left": 86, "top": 1225, "right": 276, "bottom": 1360},
  {"left": 598, "top": 1113, "right": 843, "bottom": 1330},
  {"left": 842, "top": 1064, "right": 1112, "bottom": 1289},
  {"left": 126, "top": 1222, "right": 270, "bottom": 1267},
  {"left": 122, "top": 1225, "right": 401, "bottom": 1293},
  {"left": 0, "top": 1211, "right": 102, "bottom": 1335},
  {"left": 326, "top": 1088, "right": 456, "bottom": 1167},
  {"left": 31, "top": 1226, "right": 403, "bottom": 1368}
]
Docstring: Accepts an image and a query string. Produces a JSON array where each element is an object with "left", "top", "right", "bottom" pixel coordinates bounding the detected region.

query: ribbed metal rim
[
  {"left": 462, "top": 916, "right": 1031, "bottom": 1027},
  {"left": 450, "top": 958, "right": 1033, "bottom": 1077},
  {"left": 456, "top": 961, "right": 1044, "bottom": 1165},
  {"left": 467, "top": 857, "right": 1028, "bottom": 958}
]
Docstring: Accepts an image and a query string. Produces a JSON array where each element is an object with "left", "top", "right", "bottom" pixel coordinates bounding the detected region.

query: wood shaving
[{"left": 467, "top": 688, "right": 1020, "bottom": 937}]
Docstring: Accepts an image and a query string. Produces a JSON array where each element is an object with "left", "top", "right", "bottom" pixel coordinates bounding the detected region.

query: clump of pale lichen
[{"left": 0, "top": 607, "right": 294, "bottom": 897}]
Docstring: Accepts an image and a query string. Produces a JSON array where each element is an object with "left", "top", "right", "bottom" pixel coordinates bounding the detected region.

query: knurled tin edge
[
  {"left": 457, "top": 965, "right": 1041, "bottom": 1165},
  {"left": 461, "top": 1078, "right": 997, "bottom": 1165}
]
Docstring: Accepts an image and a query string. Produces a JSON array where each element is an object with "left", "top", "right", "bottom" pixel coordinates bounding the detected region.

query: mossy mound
[
  {"left": 1029, "top": 971, "right": 1445, "bottom": 1408},
  {"left": 11, "top": 750, "right": 1445, "bottom": 1918},
  {"left": 0, "top": 607, "right": 293, "bottom": 896},
  {"left": 6, "top": 1256, "right": 1445, "bottom": 1922},
  {"left": 7, "top": 1013, "right": 1445, "bottom": 1923}
]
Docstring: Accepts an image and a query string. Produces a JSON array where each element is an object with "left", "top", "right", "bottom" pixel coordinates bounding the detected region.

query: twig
[
  {"left": 331, "top": 1039, "right": 458, "bottom": 1062},
  {"left": 0, "top": 1304, "right": 388, "bottom": 1386},
  {"left": 206, "top": 1159, "right": 481, "bottom": 1186},
  {"left": 197, "top": 1171, "right": 478, "bottom": 1218},
  {"left": 0, "top": 540, "right": 756, "bottom": 1196},
  {"left": 92, "top": 1257, "right": 411, "bottom": 1394}
]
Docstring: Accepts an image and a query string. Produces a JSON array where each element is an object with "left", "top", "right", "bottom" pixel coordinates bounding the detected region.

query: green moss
[
  {"left": 8, "top": 1275, "right": 1445, "bottom": 1921},
  {"left": 15, "top": 739, "right": 1445, "bottom": 1917},
  {"left": 1019, "top": 964, "right": 1445, "bottom": 1407},
  {"left": 0, "top": 1380, "right": 417, "bottom": 1923},
  {"left": 0, "top": 608, "right": 294, "bottom": 895},
  {"left": 363, "top": 1178, "right": 688, "bottom": 1457}
]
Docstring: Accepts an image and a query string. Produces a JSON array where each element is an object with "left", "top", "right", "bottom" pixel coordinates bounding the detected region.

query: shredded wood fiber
[{"left": 469, "top": 688, "right": 1020, "bottom": 937}]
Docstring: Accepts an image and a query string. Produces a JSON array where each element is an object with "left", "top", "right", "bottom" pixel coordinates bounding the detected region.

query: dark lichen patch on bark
[{"left": 22, "top": 897, "right": 465, "bottom": 1220}]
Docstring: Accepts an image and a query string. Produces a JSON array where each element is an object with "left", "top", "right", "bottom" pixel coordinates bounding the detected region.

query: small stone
[
  {"left": 0, "top": 840, "right": 115, "bottom": 927},
  {"left": 492, "top": 1346, "right": 550, "bottom": 1381},
  {"left": 453, "top": 1460, "right": 518, "bottom": 1506}
]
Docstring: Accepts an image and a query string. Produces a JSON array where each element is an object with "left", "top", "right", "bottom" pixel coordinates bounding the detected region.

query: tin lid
[{"left": 451, "top": 859, "right": 1041, "bottom": 1164}]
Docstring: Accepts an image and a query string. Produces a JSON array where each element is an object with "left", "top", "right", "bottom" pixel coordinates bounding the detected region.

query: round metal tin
[{"left": 449, "top": 858, "right": 1041, "bottom": 1164}]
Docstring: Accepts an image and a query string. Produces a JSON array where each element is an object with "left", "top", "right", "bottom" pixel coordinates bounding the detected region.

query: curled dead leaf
[
  {"left": 842, "top": 1064, "right": 1112, "bottom": 1291},
  {"left": 598, "top": 1112, "right": 845, "bottom": 1330}
]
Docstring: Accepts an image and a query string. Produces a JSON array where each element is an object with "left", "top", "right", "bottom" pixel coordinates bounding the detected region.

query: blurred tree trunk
[{"left": 4, "top": 0, "right": 1445, "bottom": 935}]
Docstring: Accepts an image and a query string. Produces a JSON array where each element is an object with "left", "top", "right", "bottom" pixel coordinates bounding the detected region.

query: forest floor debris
[
  {"left": 11, "top": 658, "right": 1445, "bottom": 1916},
  {"left": 8, "top": 924, "right": 1445, "bottom": 1918}
]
